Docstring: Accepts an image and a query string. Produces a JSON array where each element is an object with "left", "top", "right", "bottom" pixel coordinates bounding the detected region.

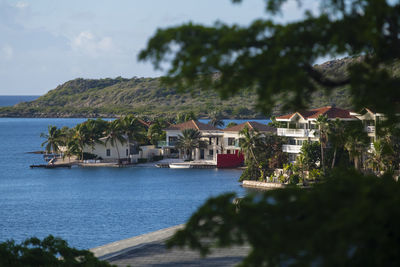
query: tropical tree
[
  {"left": 225, "top": 122, "right": 238, "bottom": 128},
  {"left": 176, "top": 111, "right": 197, "bottom": 123},
  {"left": 104, "top": 120, "right": 126, "bottom": 162},
  {"left": 329, "top": 119, "right": 347, "bottom": 168},
  {"left": 73, "top": 123, "right": 91, "bottom": 161},
  {"left": 147, "top": 118, "right": 168, "bottom": 145},
  {"left": 0, "top": 235, "right": 114, "bottom": 267},
  {"left": 63, "top": 139, "right": 80, "bottom": 163},
  {"left": 175, "top": 129, "right": 205, "bottom": 160},
  {"left": 208, "top": 111, "right": 224, "bottom": 128},
  {"left": 184, "top": 111, "right": 197, "bottom": 122},
  {"left": 300, "top": 140, "right": 321, "bottom": 171},
  {"left": 344, "top": 123, "right": 369, "bottom": 170},
  {"left": 315, "top": 115, "right": 330, "bottom": 172},
  {"left": 120, "top": 115, "right": 146, "bottom": 150},
  {"left": 40, "top": 125, "right": 62, "bottom": 154},
  {"left": 366, "top": 139, "right": 394, "bottom": 174},
  {"left": 239, "top": 126, "right": 264, "bottom": 165}
]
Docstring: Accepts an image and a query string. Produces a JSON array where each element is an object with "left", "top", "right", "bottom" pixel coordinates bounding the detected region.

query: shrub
[
  {"left": 137, "top": 158, "right": 148, "bottom": 163},
  {"left": 0, "top": 235, "right": 114, "bottom": 267},
  {"left": 289, "top": 174, "right": 300, "bottom": 185},
  {"left": 152, "top": 155, "right": 164, "bottom": 161}
]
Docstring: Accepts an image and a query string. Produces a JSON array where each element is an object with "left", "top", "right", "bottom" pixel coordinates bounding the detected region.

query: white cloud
[
  {"left": 71, "top": 31, "right": 114, "bottom": 57},
  {"left": 15, "top": 1, "right": 29, "bottom": 9},
  {"left": 0, "top": 44, "right": 14, "bottom": 60}
]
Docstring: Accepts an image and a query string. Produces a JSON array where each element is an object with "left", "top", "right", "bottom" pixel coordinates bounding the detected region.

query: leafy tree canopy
[
  {"left": 167, "top": 169, "right": 400, "bottom": 266},
  {"left": 139, "top": 0, "right": 400, "bottom": 122},
  {"left": 0, "top": 235, "right": 114, "bottom": 267}
]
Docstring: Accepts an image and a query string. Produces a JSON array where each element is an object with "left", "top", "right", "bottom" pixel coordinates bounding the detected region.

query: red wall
[{"left": 217, "top": 152, "right": 244, "bottom": 168}]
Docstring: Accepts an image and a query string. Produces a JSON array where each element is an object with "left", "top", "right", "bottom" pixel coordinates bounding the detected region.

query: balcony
[
  {"left": 366, "top": 126, "right": 375, "bottom": 134},
  {"left": 157, "top": 141, "right": 177, "bottom": 147},
  {"left": 277, "top": 128, "right": 316, "bottom": 138},
  {"left": 282, "top": 144, "right": 302, "bottom": 153}
]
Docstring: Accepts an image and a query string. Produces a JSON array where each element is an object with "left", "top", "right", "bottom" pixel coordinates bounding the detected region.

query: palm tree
[
  {"left": 73, "top": 123, "right": 91, "bottom": 161},
  {"left": 120, "top": 115, "right": 146, "bottom": 150},
  {"left": 239, "top": 126, "right": 264, "bottom": 165},
  {"left": 344, "top": 121, "right": 369, "bottom": 170},
  {"left": 40, "top": 125, "right": 62, "bottom": 154},
  {"left": 208, "top": 111, "right": 224, "bottom": 128},
  {"left": 104, "top": 120, "right": 126, "bottom": 162},
  {"left": 63, "top": 139, "right": 80, "bottom": 163},
  {"left": 147, "top": 119, "right": 167, "bottom": 146},
  {"left": 175, "top": 129, "right": 205, "bottom": 160},
  {"left": 315, "top": 115, "right": 330, "bottom": 172},
  {"left": 366, "top": 140, "right": 394, "bottom": 174},
  {"left": 226, "top": 122, "right": 238, "bottom": 128},
  {"left": 329, "top": 119, "right": 346, "bottom": 168}
]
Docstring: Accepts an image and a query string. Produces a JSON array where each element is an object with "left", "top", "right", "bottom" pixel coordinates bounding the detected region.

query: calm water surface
[
  {"left": 0, "top": 95, "right": 40, "bottom": 106},
  {"left": 0, "top": 118, "right": 246, "bottom": 249}
]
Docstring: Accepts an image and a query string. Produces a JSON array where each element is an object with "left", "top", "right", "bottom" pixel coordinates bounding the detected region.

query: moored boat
[{"left": 169, "top": 163, "right": 192, "bottom": 169}]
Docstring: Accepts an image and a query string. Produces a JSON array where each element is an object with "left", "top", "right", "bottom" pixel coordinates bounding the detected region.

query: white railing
[
  {"left": 282, "top": 144, "right": 302, "bottom": 153},
  {"left": 277, "top": 128, "right": 316, "bottom": 138},
  {"left": 366, "top": 126, "right": 375, "bottom": 134}
]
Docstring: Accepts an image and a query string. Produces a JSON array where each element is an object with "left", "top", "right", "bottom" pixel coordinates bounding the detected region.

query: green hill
[{"left": 0, "top": 57, "right": 368, "bottom": 118}]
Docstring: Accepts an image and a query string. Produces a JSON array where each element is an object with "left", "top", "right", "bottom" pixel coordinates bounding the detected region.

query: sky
[{"left": 0, "top": 0, "right": 317, "bottom": 95}]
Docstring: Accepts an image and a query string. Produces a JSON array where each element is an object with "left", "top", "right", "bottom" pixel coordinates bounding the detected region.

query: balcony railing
[
  {"left": 282, "top": 144, "right": 302, "bottom": 153},
  {"left": 157, "top": 141, "right": 177, "bottom": 147},
  {"left": 277, "top": 128, "right": 316, "bottom": 138},
  {"left": 366, "top": 126, "right": 375, "bottom": 134},
  {"left": 226, "top": 141, "right": 240, "bottom": 148}
]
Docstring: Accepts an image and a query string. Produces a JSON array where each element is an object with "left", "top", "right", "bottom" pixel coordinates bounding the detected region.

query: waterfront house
[
  {"left": 276, "top": 106, "right": 357, "bottom": 162},
  {"left": 161, "top": 120, "right": 223, "bottom": 161},
  {"left": 222, "top": 121, "right": 275, "bottom": 155},
  {"left": 350, "top": 108, "right": 385, "bottom": 147}
]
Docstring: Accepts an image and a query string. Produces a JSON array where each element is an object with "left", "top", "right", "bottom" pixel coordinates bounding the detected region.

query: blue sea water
[
  {"left": 0, "top": 118, "right": 248, "bottom": 249},
  {"left": 0, "top": 95, "right": 40, "bottom": 106}
]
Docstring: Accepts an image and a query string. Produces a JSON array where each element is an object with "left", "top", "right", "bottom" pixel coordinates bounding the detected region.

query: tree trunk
[
  {"left": 250, "top": 147, "right": 259, "bottom": 165},
  {"left": 321, "top": 143, "right": 324, "bottom": 172},
  {"left": 331, "top": 146, "right": 337, "bottom": 169},
  {"left": 115, "top": 141, "right": 120, "bottom": 164}
]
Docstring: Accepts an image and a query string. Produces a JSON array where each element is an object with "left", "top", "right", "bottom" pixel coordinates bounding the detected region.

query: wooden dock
[{"left": 30, "top": 164, "right": 72, "bottom": 169}]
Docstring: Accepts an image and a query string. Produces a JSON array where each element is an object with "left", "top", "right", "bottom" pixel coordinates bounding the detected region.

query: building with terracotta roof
[
  {"left": 223, "top": 121, "right": 275, "bottom": 155},
  {"left": 276, "top": 106, "right": 357, "bottom": 162},
  {"left": 161, "top": 120, "right": 224, "bottom": 161},
  {"left": 161, "top": 120, "right": 276, "bottom": 164}
]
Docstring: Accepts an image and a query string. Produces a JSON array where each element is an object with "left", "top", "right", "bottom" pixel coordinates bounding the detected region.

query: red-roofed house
[
  {"left": 162, "top": 120, "right": 224, "bottom": 161},
  {"left": 223, "top": 121, "right": 275, "bottom": 155},
  {"left": 276, "top": 106, "right": 357, "bottom": 161}
]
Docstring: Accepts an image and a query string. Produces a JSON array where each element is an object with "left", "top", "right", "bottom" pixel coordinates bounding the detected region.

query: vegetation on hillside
[{"left": 0, "top": 57, "right": 374, "bottom": 118}]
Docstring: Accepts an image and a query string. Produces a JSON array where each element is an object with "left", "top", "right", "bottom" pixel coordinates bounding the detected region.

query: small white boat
[{"left": 169, "top": 163, "right": 192, "bottom": 169}]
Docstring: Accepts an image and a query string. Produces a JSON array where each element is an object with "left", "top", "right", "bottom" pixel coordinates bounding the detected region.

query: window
[
  {"left": 297, "top": 140, "right": 303, "bottom": 146},
  {"left": 227, "top": 150, "right": 231, "bottom": 154},
  {"left": 209, "top": 138, "right": 212, "bottom": 145},
  {"left": 216, "top": 138, "right": 219, "bottom": 145},
  {"left": 209, "top": 149, "right": 213, "bottom": 156},
  {"left": 169, "top": 136, "right": 178, "bottom": 145},
  {"left": 228, "top": 138, "right": 235, "bottom": 146},
  {"left": 126, "top": 149, "right": 129, "bottom": 156},
  {"left": 106, "top": 149, "right": 111, "bottom": 157}
]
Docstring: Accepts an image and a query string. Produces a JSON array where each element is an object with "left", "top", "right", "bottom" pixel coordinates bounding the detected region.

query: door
[{"left": 200, "top": 149, "right": 205, "bottom": 159}]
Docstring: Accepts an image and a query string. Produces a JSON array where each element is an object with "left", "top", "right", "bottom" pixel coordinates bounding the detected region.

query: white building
[
  {"left": 276, "top": 106, "right": 358, "bottom": 162},
  {"left": 161, "top": 120, "right": 275, "bottom": 162},
  {"left": 222, "top": 121, "right": 275, "bottom": 155},
  {"left": 161, "top": 120, "right": 223, "bottom": 161}
]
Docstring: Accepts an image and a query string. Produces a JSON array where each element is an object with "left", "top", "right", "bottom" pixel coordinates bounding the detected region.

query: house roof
[
  {"left": 276, "top": 106, "right": 356, "bottom": 121},
  {"left": 224, "top": 121, "right": 275, "bottom": 133},
  {"left": 164, "top": 120, "right": 220, "bottom": 131}
]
